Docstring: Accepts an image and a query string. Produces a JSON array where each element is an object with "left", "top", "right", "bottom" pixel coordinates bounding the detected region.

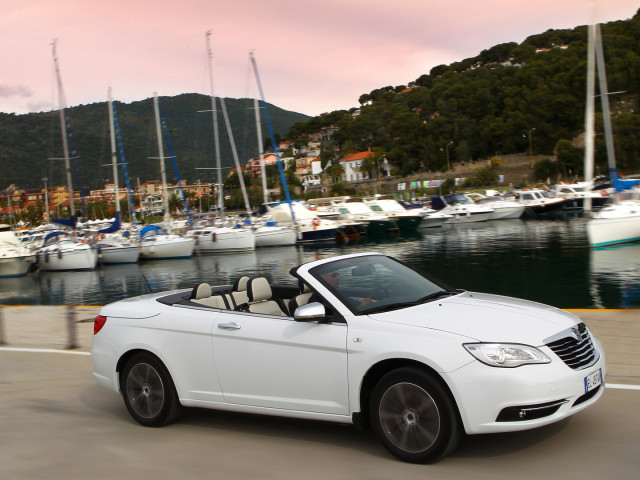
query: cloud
[{"left": 0, "top": 81, "right": 33, "bottom": 98}]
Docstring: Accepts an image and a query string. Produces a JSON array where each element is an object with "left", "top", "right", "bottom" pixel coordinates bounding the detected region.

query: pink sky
[{"left": 1, "top": 0, "right": 637, "bottom": 117}]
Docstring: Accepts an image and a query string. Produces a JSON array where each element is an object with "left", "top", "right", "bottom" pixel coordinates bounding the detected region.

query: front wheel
[
  {"left": 120, "top": 353, "right": 182, "bottom": 427},
  {"left": 370, "top": 367, "right": 461, "bottom": 463}
]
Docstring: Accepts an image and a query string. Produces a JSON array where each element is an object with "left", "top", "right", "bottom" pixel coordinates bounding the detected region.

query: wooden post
[
  {"left": 0, "top": 306, "right": 5, "bottom": 345},
  {"left": 66, "top": 305, "right": 77, "bottom": 349}
]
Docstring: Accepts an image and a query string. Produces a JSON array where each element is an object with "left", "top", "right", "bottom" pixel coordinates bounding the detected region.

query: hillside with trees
[
  {"left": 0, "top": 94, "right": 308, "bottom": 191},
  {"left": 285, "top": 10, "right": 640, "bottom": 182}
]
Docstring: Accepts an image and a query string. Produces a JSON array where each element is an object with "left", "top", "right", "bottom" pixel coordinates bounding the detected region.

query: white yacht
[
  {"left": 35, "top": 231, "right": 98, "bottom": 271},
  {"left": 261, "top": 201, "right": 339, "bottom": 242},
  {"left": 139, "top": 226, "right": 195, "bottom": 260},
  {"left": 364, "top": 196, "right": 423, "bottom": 230},
  {"left": 97, "top": 234, "right": 141, "bottom": 264},
  {"left": 466, "top": 193, "right": 525, "bottom": 220},
  {"left": 185, "top": 224, "right": 256, "bottom": 253},
  {"left": 587, "top": 188, "right": 640, "bottom": 247},
  {"left": 430, "top": 193, "right": 494, "bottom": 223},
  {"left": 551, "top": 181, "right": 611, "bottom": 210},
  {"left": 513, "top": 189, "right": 567, "bottom": 214},
  {"left": 0, "top": 227, "right": 36, "bottom": 277}
]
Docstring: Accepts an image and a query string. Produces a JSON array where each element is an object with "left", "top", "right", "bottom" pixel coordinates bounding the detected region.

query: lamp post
[
  {"left": 446, "top": 141, "right": 454, "bottom": 171},
  {"left": 42, "top": 177, "right": 50, "bottom": 224},
  {"left": 528, "top": 128, "right": 536, "bottom": 168}
]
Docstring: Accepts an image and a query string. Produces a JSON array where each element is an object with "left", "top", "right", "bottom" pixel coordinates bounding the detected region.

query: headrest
[
  {"left": 233, "top": 275, "right": 250, "bottom": 292},
  {"left": 300, "top": 282, "right": 311, "bottom": 293},
  {"left": 190, "top": 283, "right": 212, "bottom": 300},
  {"left": 247, "top": 277, "right": 272, "bottom": 302}
]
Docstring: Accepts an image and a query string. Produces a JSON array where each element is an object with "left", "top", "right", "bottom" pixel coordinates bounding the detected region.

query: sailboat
[
  {"left": 0, "top": 225, "right": 35, "bottom": 278},
  {"left": 584, "top": 23, "right": 640, "bottom": 247},
  {"left": 185, "top": 31, "right": 255, "bottom": 254},
  {"left": 96, "top": 89, "right": 141, "bottom": 264},
  {"left": 36, "top": 40, "right": 98, "bottom": 271},
  {"left": 249, "top": 96, "right": 296, "bottom": 247},
  {"left": 139, "top": 95, "right": 196, "bottom": 260}
]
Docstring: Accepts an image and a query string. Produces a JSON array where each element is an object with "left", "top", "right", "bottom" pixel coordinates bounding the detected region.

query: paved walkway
[{"left": 0, "top": 306, "right": 637, "bottom": 384}]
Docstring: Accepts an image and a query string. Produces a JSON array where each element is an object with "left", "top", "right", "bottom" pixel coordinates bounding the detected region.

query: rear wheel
[
  {"left": 370, "top": 367, "right": 461, "bottom": 463},
  {"left": 121, "top": 353, "right": 181, "bottom": 427}
]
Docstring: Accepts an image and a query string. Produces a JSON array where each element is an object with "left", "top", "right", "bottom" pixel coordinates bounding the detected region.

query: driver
[{"left": 313, "top": 269, "right": 372, "bottom": 309}]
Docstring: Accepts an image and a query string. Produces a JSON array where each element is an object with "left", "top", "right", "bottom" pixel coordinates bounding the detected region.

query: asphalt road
[{"left": 1, "top": 350, "right": 638, "bottom": 479}]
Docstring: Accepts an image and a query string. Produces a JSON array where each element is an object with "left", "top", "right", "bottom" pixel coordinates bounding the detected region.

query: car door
[{"left": 211, "top": 310, "right": 349, "bottom": 415}]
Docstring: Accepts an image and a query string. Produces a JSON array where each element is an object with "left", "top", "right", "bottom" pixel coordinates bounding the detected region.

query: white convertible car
[{"left": 91, "top": 252, "right": 606, "bottom": 463}]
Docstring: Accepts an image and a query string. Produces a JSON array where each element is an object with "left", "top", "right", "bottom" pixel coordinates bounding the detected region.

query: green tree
[{"left": 168, "top": 193, "right": 184, "bottom": 214}]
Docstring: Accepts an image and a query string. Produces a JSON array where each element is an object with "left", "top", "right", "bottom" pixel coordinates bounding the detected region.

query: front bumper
[{"left": 447, "top": 343, "right": 607, "bottom": 435}]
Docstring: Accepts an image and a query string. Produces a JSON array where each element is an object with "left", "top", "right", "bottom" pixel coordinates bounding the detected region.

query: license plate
[{"left": 584, "top": 369, "right": 603, "bottom": 393}]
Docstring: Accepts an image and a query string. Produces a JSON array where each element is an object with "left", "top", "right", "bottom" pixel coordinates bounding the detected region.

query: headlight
[{"left": 463, "top": 343, "right": 551, "bottom": 368}]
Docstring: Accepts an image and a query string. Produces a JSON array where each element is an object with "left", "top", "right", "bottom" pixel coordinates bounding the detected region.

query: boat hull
[
  {"left": 254, "top": 227, "right": 296, "bottom": 247},
  {"left": 36, "top": 246, "right": 98, "bottom": 271},
  {"left": 140, "top": 236, "right": 195, "bottom": 259},
  {"left": 446, "top": 211, "right": 493, "bottom": 223},
  {"left": 489, "top": 205, "right": 526, "bottom": 220},
  {"left": 587, "top": 212, "right": 640, "bottom": 247},
  {"left": 99, "top": 245, "right": 141, "bottom": 264},
  {"left": 0, "top": 255, "right": 35, "bottom": 277},
  {"left": 190, "top": 228, "right": 255, "bottom": 253}
]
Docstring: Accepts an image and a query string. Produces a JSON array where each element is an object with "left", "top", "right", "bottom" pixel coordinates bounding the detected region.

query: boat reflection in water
[
  {"left": 38, "top": 270, "right": 101, "bottom": 305},
  {"left": 590, "top": 243, "right": 640, "bottom": 308},
  {"left": 0, "top": 275, "right": 39, "bottom": 304}
]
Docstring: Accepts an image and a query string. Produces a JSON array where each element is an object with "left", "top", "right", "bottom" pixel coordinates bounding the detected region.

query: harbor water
[{"left": 1, "top": 216, "right": 639, "bottom": 309}]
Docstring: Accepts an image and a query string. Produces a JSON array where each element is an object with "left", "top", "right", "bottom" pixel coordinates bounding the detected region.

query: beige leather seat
[
  {"left": 190, "top": 283, "right": 232, "bottom": 309},
  {"left": 246, "top": 277, "right": 287, "bottom": 316}
]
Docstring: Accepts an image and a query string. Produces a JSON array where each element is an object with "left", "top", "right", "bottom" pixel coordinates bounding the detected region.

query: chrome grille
[{"left": 545, "top": 323, "right": 599, "bottom": 370}]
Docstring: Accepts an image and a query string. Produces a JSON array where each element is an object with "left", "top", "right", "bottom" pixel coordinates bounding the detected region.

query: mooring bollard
[{"left": 66, "top": 305, "right": 77, "bottom": 349}]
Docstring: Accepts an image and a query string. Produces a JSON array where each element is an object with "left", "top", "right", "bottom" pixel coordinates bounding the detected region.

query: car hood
[{"left": 369, "top": 291, "right": 580, "bottom": 345}]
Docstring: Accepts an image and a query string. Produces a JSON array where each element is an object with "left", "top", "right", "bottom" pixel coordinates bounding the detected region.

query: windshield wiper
[
  {"left": 416, "top": 290, "right": 462, "bottom": 303},
  {"left": 361, "top": 290, "right": 464, "bottom": 315},
  {"left": 361, "top": 302, "right": 418, "bottom": 314}
]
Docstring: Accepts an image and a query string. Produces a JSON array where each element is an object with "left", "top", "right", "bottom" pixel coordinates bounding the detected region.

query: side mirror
[{"left": 293, "top": 302, "right": 326, "bottom": 322}]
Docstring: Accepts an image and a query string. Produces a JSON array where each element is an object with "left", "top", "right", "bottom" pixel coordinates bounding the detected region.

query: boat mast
[
  {"left": 249, "top": 52, "right": 297, "bottom": 227},
  {"left": 594, "top": 23, "right": 617, "bottom": 186},
  {"left": 205, "top": 31, "right": 225, "bottom": 223},
  {"left": 51, "top": 40, "right": 76, "bottom": 222},
  {"left": 583, "top": 23, "right": 596, "bottom": 212},
  {"left": 153, "top": 94, "right": 171, "bottom": 228},
  {"left": 253, "top": 96, "right": 268, "bottom": 204},
  {"left": 108, "top": 88, "right": 121, "bottom": 217}
]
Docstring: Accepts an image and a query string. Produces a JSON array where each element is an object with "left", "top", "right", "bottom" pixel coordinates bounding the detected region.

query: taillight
[{"left": 94, "top": 315, "right": 107, "bottom": 335}]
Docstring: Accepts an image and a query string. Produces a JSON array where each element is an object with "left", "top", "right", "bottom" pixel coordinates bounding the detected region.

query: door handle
[{"left": 218, "top": 322, "right": 241, "bottom": 330}]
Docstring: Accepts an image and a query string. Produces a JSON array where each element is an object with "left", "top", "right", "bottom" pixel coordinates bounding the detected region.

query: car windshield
[{"left": 309, "top": 254, "right": 457, "bottom": 314}]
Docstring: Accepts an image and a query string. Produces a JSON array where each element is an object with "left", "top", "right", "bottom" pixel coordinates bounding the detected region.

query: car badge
[{"left": 570, "top": 327, "right": 583, "bottom": 342}]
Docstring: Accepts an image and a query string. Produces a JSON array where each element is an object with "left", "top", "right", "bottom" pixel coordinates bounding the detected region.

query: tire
[
  {"left": 120, "top": 353, "right": 182, "bottom": 427},
  {"left": 370, "top": 367, "right": 461, "bottom": 463}
]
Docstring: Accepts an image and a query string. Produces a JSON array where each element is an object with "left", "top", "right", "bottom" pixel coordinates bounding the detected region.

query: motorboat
[
  {"left": 586, "top": 188, "right": 640, "bottom": 247},
  {"left": 364, "top": 196, "right": 423, "bottom": 231},
  {"left": 466, "top": 193, "right": 525, "bottom": 220},
  {"left": 306, "top": 197, "right": 390, "bottom": 236},
  {"left": 139, "top": 225, "right": 196, "bottom": 260},
  {"left": 430, "top": 193, "right": 494, "bottom": 223},
  {"left": 513, "top": 189, "right": 567, "bottom": 214},
  {"left": 35, "top": 231, "right": 98, "bottom": 271},
  {"left": 551, "top": 182, "right": 611, "bottom": 210},
  {"left": 260, "top": 201, "right": 339, "bottom": 243},
  {"left": 0, "top": 227, "right": 36, "bottom": 277}
]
